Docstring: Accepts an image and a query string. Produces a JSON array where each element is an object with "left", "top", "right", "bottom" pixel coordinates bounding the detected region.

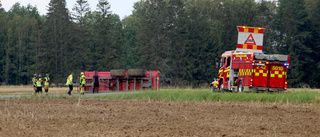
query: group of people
[
  {"left": 66, "top": 72, "right": 86, "bottom": 95},
  {"left": 32, "top": 71, "right": 100, "bottom": 96},
  {"left": 32, "top": 74, "right": 50, "bottom": 95},
  {"left": 66, "top": 71, "right": 100, "bottom": 96}
]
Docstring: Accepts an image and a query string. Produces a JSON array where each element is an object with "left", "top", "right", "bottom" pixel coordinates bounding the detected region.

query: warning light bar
[
  {"left": 252, "top": 60, "right": 266, "bottom": 66},
  {"left": 285, "top": 63, "right": 290, "bottom": 68}
]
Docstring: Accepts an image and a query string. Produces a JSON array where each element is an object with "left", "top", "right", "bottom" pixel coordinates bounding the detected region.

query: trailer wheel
[
  {"left": 238, "top": 81, "right": 244, "bottom": 93},
  {"left": 110, "top": 69, "right": 126, "bottom": 76},
  {"left": 128, "top": 69, "right": 144, "bottom": 76}
]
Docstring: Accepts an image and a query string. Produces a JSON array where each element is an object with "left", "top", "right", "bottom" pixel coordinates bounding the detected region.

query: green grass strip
[{"left": 96, "top": 89, "right": 320, "bottom": 104}]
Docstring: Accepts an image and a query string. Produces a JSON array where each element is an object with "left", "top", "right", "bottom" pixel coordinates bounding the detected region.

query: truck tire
[
  {"left": 219, "top": 81, "right": 224, "bottom": 91},
  {"left": 238, "top": 81, "right": 244, "bottom": 93},
  {"left": 210, "top": 85, "right": 214, "bottom": 92},
  {"left": 128, "top": 69, "right": 144, "bottom": 76},
  {"left": 110, "top": 69, "right": 126, "bottom": 76}
]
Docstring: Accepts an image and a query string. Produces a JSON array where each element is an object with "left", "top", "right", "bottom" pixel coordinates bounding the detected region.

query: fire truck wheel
[
  {"left": 110, "top": 69, "right": 126, "bottom": 76},
  {"left": 210, "top": 85, "right": 214, "bottom": 92},
  {"left": 128, "top": 69, "right": 144, "bottom": 76},
  {"left": 238, "top": 81, "right": 244, "bottom": 93},
  {"left": 219, "top": 82, "right": 224, "bottom": 91}
]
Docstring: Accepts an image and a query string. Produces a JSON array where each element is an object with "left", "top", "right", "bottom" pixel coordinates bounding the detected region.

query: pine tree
[
  {"left": 255, "top": 0, "right": 277, "bottom": 54},
  {"left": 0, "top": 0, "right": 7, "bottom": 83},
  {"left": 92, "top": 0, "right": 123, "bottom": 70},
  {"left": 306, "top": 0, "right": 320, "bottom": 87},
  {"left": 273, "top": 0, "right": 311, "bottom": 87},
  {"left": 3, "top": 3, "right": 39, "bottom": 84},
  {"left": 0, "top": 0, "right": 4, "bottom": 12},
  {"left": 121, "top": 15, "right": 139, "bottom": 69},
  {"left": 45, "top": 0, "right": 73, "bottom": 82},
  {"left": 136, "top": 0, "right": 170, "bottom": 72},
  {"left": 72, "top": 0, "right": 91, "bottom": 70},
  {"left": 181, "top": 0, "right": 223, "bottom": 86},
  {"left": 30, "top": 18, "right": 44, "bottom": 74},
  {"left": 166, "top": 0, "right": 186, "bottom": 81}
]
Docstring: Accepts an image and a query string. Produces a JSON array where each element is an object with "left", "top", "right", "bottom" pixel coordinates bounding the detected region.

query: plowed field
[{"left": 0, "top": 98, "right": 319, "bottom": 136}]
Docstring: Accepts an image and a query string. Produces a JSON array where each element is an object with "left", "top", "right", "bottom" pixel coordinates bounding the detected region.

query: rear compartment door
[
  {"left": 253, "top": 65, "right": 269, "bottom": 87},
  {"left": 269, "top": 65, "right": 286, "bottom": 88}
]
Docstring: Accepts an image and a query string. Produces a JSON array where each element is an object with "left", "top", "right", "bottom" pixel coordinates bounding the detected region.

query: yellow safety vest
[
  {"left": 32, "top": 77, "right": 37, "bottom": 86},
  {"left": 44, "top": 77, "right": 50, "bottom": 86},
  {"left": 66, "top": 74, "right": 73, "bottom": 85},
  {"left": 36, "top": 78, "right": 42, "bottom": 87},
  {"left": 80, "top": 75, "right": 86, "bottom": 85}
]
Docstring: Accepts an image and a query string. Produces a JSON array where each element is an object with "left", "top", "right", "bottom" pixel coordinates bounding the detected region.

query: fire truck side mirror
[{"left": 215, "top": 59, "right": 219, "bottom": 69}]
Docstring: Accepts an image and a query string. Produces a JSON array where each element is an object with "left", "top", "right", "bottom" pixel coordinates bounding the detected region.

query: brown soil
[{"left": 0, "top": 98, "right": 319, "bottom": 136}]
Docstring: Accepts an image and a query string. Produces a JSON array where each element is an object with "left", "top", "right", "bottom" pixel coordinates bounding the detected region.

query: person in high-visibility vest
[
  {"left": 36, "top": 74, "right": 43, "bottom": 94},
  {"left": 44, "top": 74, "right": 50, "bottom": 95},
  {"left": 80, "top": 72, "right": 86, "bottom": 95},
  {"left": 32, "top": 74, "right": 37, "bottom": 94},
  {"left": 66, "top": 73, "right": 74, "bottom": 95}
]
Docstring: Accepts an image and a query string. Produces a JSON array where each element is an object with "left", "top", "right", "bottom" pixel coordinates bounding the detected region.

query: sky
[{"left": 1, "top": 0, "right": 140, "bottom": 20}]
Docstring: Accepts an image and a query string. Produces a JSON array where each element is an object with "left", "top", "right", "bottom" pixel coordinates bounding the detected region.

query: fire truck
[{"left": 210, "top": 26, "right": 289, "bottom": 92}]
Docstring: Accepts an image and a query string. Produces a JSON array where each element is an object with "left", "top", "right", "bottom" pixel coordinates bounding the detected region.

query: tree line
[{"left": 0, "top": 0, "right": 319, "bottom": 88}]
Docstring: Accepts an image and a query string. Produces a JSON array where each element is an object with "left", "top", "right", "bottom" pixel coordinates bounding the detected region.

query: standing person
[
  {"left": 32, "top": 74, "right": 38, "bottom": 94},
  {"left": 36, "top": 74, "right": 43, "bottom": 94},
  {"left": 92, "top": 71, "right": 100, "bottom": 93},
  {"left": 80, "top": 72, "right": 86, "bottom": 95},
  {"left": 44, "top": 74, "right": 50, "bottom": 95},
  {"left": 66, "top": 73, "right": 74, "bottom": 95}
]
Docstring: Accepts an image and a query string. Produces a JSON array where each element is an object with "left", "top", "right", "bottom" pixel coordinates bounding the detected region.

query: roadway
[{"left": 0, "top": 92, "right": 140, "bottom": 98}]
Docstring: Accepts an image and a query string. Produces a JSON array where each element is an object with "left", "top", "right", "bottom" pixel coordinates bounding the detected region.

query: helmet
[
  {"left": 34, "top": 74, "right": 37, "bottom": 77},
  {"left": 46, "top": 74, "right": 49, "bottom": 76},
  {"left": 39, "top": 74, "right": 42, "bottom": 78},
  {"left": 81, "top": 72, "right": 84, "bottom": 75}
]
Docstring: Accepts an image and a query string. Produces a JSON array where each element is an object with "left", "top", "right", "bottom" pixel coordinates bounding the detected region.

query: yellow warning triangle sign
[{"left": 244, "top": 34, "right": 256, "bottom": 45}]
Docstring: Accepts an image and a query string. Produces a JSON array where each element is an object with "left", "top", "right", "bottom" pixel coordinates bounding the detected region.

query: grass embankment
[{"left": 97, "top": 88, "right": 320, "bottom": 104}]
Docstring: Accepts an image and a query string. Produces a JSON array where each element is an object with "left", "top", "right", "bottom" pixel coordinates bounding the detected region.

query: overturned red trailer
[{"left": 84, "top": 69, "right": 160, "bottom": 92}]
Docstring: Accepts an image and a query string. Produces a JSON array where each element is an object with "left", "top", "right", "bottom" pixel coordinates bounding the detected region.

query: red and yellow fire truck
[{"left": 210, "top": 26, "right": 289, "bottom": 92}]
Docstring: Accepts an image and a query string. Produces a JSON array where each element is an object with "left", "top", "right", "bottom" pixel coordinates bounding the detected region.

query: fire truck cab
[{"left": 210, "top": 26, "right": 290, "bottom": 92}]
